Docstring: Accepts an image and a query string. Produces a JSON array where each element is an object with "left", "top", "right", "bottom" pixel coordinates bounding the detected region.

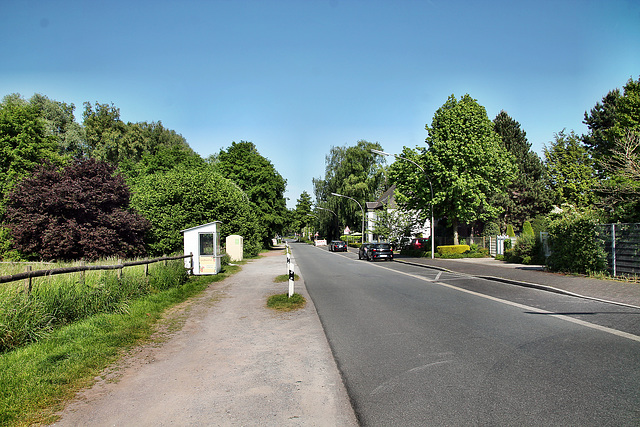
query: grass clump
[
  {"left": 273, "top": 273, "right": 299, "bottom": 282},
  {"left": 266, "top": 293, "right": 306, "bottom": 311}
]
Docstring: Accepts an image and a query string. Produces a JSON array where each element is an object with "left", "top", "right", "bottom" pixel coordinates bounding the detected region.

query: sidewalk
[{"left": 394, "top": 255, "right": 640, "bottom": 309}]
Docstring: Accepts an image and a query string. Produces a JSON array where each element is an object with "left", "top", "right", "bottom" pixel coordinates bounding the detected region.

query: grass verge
[
  {"left": 0, "top": 264, "right": 240, "bottom": 427},
  {"left": 266, "top": 293, "right": 306, "bottom": 311}
]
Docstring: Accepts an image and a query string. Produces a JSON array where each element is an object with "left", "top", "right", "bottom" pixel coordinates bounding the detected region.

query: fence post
[
  {"left": 611, "top": 223, "right": 617, "bottom": 277},
  {"left": 190, "top": 252, "right": 194, "bottom": 275},
  {"left": 118, "top": 259, "right": 123, "bottom": 280},
  {"left": 25, "top": 266, "right": 32, "bottom": 294},
  {"left": 144, "top": 262, "right": 149, "bottom": 277}
]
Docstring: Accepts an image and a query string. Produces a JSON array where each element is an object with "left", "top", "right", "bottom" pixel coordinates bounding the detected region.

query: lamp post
[
  {"left": 330, "top": 192, "right": 365, "bottom": 244},
  {"left": 371, "top": 149, "right": 435, "bottom": 259}
]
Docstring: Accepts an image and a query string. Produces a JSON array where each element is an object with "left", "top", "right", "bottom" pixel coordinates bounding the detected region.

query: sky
[{"left": 1, "top": 0, "right": 639, "bottom": 208}]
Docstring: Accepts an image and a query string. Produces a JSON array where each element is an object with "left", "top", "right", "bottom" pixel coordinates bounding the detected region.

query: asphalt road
[{"left": 292, "top": 243, "right": 640, "bottom": 426}]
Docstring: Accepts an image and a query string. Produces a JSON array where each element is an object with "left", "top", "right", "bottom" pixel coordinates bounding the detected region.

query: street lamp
[
  {"left": 371, "top": 149, "right": 435, "bottom": 259},
  {"left": 330, "top": 192, "right": 365, "bottom": 244}
]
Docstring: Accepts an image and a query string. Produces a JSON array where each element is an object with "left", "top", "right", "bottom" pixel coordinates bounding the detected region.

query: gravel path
[{"left": 52, "top": 249, "right": 357, "bottom": 426}]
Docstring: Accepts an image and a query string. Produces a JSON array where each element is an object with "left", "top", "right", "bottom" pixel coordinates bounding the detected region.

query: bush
[
  {"left": 506, "top": 224, "right": 516, "bottom": 237},
  {"left": 437, "top": 245, "right": 470, "bottom": 256},
  {"left": 522, "top": 221, "right": 534, "bottom": 238},
  {"left": 483, "top": 221, "right": 500, "bottom": 236},
  {"left": 546, "top": 210, "right": 607, "bottom": 274},
  {"left": 505, "top": 234, "right": 535, "bottom": 264},
  {"left": 400, "top": 248, "right": 433, "bottom": 258}
]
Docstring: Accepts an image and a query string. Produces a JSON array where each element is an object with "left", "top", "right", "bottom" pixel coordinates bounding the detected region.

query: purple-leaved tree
[{"left": 4, "top": 158, "right": 149, "bottom": 260}]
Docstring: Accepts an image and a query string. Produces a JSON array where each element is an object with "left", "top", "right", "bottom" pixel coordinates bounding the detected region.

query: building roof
[
  {"left": 180, "top": 221, "right": 222, "bottom": 234},
  {"left": 366, "top": 184, "right": 397, "bottom": 210}
]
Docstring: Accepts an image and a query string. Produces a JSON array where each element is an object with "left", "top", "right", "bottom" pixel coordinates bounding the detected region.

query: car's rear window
[{"left": 375, "top": 244, "right": 391, "bottom": 249}]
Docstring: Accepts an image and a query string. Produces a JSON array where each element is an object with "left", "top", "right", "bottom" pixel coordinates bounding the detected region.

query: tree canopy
[
  {"left": 211, "top": 141, "right": 287, "bottom": 246},
  {"left": 313, "top": 140, "right": 385, "bottom": 238},
  {"left": 583, "top": 76, "right": 640, "bottom": 171},
  {"left": 493, "top": 110, "right": 555, "bottom": 229},
  {"left": 544, "top": 130, "right": 598, "bottom": 208},
  {"left": 0, "top": 94, "right": 63, "bottom": 201},
  {"left": 391, "top": 94, "right": 517, "bottom": 244}
]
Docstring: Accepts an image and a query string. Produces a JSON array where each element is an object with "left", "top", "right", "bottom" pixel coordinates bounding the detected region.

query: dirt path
[{"left": 52, "top": 250, "right": 357, "bottom": 426}]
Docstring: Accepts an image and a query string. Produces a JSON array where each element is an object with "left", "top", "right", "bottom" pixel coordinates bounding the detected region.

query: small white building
[{"left": 181, "top": 221, "right": 222, "bottom": 275}]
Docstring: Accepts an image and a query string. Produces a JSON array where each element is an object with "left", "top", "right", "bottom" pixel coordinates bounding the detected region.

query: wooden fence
[{"left": 0, "top": 254, "right": 193, "bottom": 291}]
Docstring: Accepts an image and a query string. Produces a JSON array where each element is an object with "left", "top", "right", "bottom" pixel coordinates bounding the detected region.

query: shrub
[
  {"left": 437, "top": 245, "right": 470, "bottom": 256},
  {"left": 546, "top": 210, "right": 607, "bottom": 274},
  {"left": 522, "top": 221, "right": 534, "bottom": 238},
  {"left": 505, "top": 234, "right": 535, "bottom": 264},
  {"left": 506, "top": 224, "right": 516, "bottom": 237},
  {"left": 483, "top": 221, "right": 500, "bottom": 236}
]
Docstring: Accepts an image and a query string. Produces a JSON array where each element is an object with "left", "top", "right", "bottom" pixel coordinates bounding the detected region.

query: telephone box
[{"left": 181, "top": 221, "right": 222, "bottom": 275}]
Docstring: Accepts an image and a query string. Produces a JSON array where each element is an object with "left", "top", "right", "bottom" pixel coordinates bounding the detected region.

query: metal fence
[{"left": 595, "top": 223, "right": 640, "bottom": 277}]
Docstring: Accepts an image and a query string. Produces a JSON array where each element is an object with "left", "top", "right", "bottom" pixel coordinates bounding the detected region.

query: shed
[{"left": 181, "top": 221, "right": 222, "bottom": 275}]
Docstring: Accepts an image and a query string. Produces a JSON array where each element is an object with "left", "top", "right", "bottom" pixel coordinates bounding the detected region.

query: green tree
[
  {"left": 29, "top": 93, "right": 86, "bottom": 157},
  {"left": 292, "top": 191, "right": 313, "bottom": 235},
  {"left": 371, "top": 207, "right": 420, "bottom": 247},
  {"left": 313, "top": 140, "right": 385, "bottom": 238},
  {"left": 131, "top": 164, "right": 262, "bottom": 257},
  {"left": 544, "top": 130, "right": 598, "bottom": 208},
  {"left": 211, "top": 141, "right": 287, "bottom": 247},
  {"left": 493, "top": 111, "right": 554, "bottom": 227},
  {"left": 583, "top": 76, "right": 640, "bottom": 172},
  {"left": 391, "top": 94, "right": 517, "bottom": 244},
  {"left": 82, "top": 101, "right": 128, "bottom": 164},
  {"left": 117, "top": 121, "right": 203, "bottom": 182},
  {"left": 0, "top": 94, "right": 62, "bottom": 199}
]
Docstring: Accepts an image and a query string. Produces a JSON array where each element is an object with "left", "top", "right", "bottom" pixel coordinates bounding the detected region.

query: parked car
[
  {"left": 407, "top": 238, "right": 430, "bottom": 251},
  {"left": 359, "top": 242, "right": 393, "bottom": 261},
  {"left": 329, "top": 240, "right": 347, "bottom": 252}
]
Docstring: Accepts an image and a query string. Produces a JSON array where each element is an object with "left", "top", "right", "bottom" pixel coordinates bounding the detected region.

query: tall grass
[
  {"left": 0, "top": 260, "right": 188, "bottom": 353},
  {"left": 0, "top": 263, "right": 240, "bottom": 426}
]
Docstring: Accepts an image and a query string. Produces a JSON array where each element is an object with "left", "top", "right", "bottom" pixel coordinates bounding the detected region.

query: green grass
[
  {"left": 0, "top": 263, "right": 240, "bottom": 427},
  {"left": 273, "top": 273, "right": 299, "bottom": 282},
  {"left": 266, "top": 293, "right": 306, "bottom": 311}
]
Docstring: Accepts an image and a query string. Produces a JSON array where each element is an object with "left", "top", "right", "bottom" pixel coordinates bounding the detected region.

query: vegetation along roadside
[{"left": 0, "top": 260, "right": 241, "bottom": 427}]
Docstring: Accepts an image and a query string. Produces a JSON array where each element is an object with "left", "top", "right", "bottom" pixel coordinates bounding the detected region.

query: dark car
[
  {"left": 359, "top": 242, "right": 393, "bottom": 261},
  {"left": 329, "top": 240, "right": 347, "bottom": 252},
  {"left": 407, "top": 238, "right": 430, "bottom": 251}
]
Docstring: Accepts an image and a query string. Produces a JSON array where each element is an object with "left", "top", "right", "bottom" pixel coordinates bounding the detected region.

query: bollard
[{"left": 288, "top": 260, "right": 295, "bottom": 298}]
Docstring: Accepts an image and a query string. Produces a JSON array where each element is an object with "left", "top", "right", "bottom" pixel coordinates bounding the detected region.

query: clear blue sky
[{"left": 2, "top": 0, "right": 639, "bottom": 208}]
